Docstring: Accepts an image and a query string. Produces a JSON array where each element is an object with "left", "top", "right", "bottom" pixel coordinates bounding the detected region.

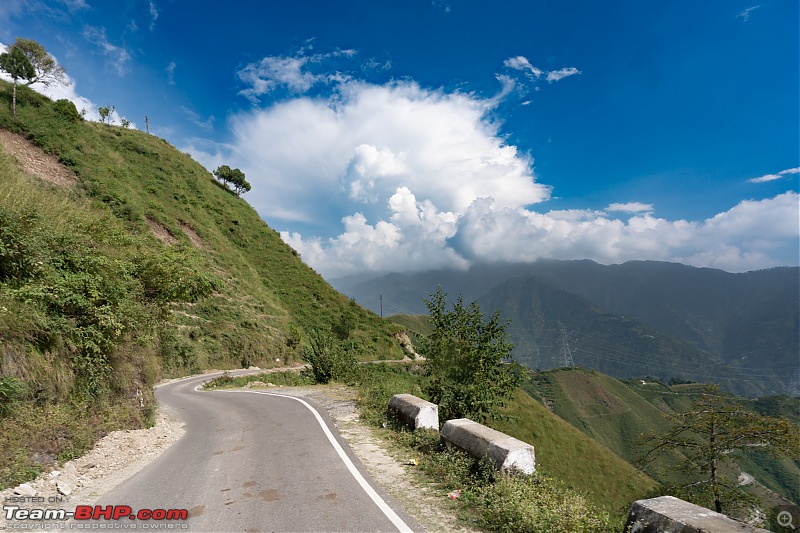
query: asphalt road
[{"left": 90, "top": 372, "right": 421, "bottom": 532}]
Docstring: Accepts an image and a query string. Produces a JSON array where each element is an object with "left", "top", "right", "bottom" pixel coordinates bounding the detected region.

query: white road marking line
[{"left": 196, "top": 384, "right": 413, "bottom": 533}]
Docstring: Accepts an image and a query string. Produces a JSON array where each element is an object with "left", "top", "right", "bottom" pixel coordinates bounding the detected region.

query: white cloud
[
  {"left": 279, "top": 189, "right": 799, "bottom": 278},
  {"left": 58, "top": 0, "right": 90, "bottom": 12},
  {"left": 166, "top": 61, "right": 176, "bottom": 85},
  {"left": 504, "top": 56, "right": 543, "bottom": 78},
  {"left": 82, "top": 26, "right": 131, "bottom": 75},
  {"left": 546, "top": 67, "right": 581, "bottom": 82},
  {"left": 748, "top": 167, "right": 800, "bottom": 183},
  {"left": 180, "top": 106, "right": 214, "bottom": 131},
  {"left": 737, "top": 5, "right": 761, "bottom": 21},
  {"left": 196, "top": 79, "right": 549, "bottom": 226},
  {"left": 237, "top": 48, "right": 358, "bottom": 103},
  {"left": 504, "top": 56, "right": 581, "bottom": 85},
  {"left": 606, "top": 202, "right": 654, "bottom": 214},
  {"left": 449, "top": 192, "right": 797, "bottom": 274},
  {"left": 186, "top": 54, "right": 795, "bottom": 278},
  {"left": 149, "top": 0, "right": 158, "bottom": 31}
]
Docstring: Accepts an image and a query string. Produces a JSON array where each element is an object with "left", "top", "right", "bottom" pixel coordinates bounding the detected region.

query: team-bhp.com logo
[{"left": 4, "top": 504, "right": 189, "bottom": 529}]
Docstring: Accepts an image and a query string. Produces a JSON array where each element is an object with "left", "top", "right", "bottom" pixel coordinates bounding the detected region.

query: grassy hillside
[
  {"left": 388, "top": 314, "right": 433, "bottom": 336},
  {"left": 489, "top": 388, "right": 658, "bottom": 513},
  {"left": 523, "top": 368, "right": 800, "bottom": 505},
  {"left": 0, "top": 82, "right": 402, "bottom": 487}
]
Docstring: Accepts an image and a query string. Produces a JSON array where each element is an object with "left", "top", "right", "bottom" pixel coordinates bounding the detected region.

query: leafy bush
[
  {"left": 52, "top": 99, "right": 81, "bottom": 122},
  {"left": 422, "top": 287, "right": 520, "bottom": 422},
  {"left": 301, "top": 328, "right": 357, "bottom": 384}
]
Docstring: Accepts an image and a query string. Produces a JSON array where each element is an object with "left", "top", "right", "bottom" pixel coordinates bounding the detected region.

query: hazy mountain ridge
[{"left": 333, "top": 260, "right": 799, "bottom": 396}]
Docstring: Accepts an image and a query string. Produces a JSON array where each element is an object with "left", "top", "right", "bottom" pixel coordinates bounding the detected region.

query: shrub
[
  {"left": 476, "top": 474, "right": 616, "bottom": 532},
  {"left": 53, "top": 99, "right": 81, "bottom": 122},
  {"left": 301, "top": 328, "right": 357, "bottom": 384},
  {"left": 422, "top": 287, "right": 520, "bottom": 422}
]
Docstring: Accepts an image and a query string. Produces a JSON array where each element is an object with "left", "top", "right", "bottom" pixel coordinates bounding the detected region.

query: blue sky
[{"left": 1, "top": 0, "right": 797, "bottom": 277}]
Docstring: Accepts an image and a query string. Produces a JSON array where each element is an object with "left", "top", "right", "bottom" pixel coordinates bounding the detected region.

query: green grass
[
  {"left": 489, "top": 389, "right": 658, "bottom": 515},
  {"left": 389, "top": 314, "right": 434, "bottom": 336},
  {"left": 203, "top": 370, "right": 314, "bottom": 389}
]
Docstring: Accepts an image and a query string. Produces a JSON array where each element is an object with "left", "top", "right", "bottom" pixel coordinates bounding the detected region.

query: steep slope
[
  {"left": 490, "top": 388, "right": 658, "bottom": 513},
  {"left": 0, "top": 82, "right": 402, "bottom": 488}
]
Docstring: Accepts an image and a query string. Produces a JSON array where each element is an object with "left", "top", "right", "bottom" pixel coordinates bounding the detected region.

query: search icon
[{"left": 778, "top": 510, "right": 796, "bottom": 530}]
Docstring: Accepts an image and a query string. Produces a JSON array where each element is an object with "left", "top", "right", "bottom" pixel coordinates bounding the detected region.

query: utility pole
[
  {"left": 380, "top": 294, "right": 383, "bottom": 318},
  {"left": 145, "top": 115, "right": 149, "bottom": 134}
]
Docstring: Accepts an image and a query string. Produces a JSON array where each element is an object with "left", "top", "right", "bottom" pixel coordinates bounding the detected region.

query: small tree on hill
[
  {"left": 0, "top": 45, "right": 35, "bottom": 116},
  {"left": 213, "top": 165, "right": 251, "bottom": 196},
  {"left": 639, "top": 388, "right": 800, "bottom": 516},
  {"left": 422, "top": 287, "right": 520, "bottom": 423},
  {"left": 98, "top": 105, "right": 115, "bottom": 125},
  {"left": 13, "top": 38, "right": 66, "bottom": 88}
]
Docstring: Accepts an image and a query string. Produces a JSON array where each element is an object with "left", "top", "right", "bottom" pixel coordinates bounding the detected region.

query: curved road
[{"left": 92, "top": 372, "right": 421, "bottom": 532}]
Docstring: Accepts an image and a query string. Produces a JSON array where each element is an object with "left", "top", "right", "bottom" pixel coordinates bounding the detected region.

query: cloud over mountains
[{"left": 184, "top": 50, "right": 800, "bottom": 277}]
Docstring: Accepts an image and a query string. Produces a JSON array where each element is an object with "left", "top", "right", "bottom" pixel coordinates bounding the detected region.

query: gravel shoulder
[{"left": 1, "top": 373, "right": 476, "bottom": 532}]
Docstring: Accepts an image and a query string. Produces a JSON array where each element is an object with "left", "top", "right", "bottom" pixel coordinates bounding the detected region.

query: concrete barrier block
[
  {"left": 625, "top": 496, "right": 769, "bottom": 532},
  {"left": 388, "top": 394, "right": 439, "bottom": 431},
  {"left": 440, "top": 418, "right": 535, "bottom": 475}
]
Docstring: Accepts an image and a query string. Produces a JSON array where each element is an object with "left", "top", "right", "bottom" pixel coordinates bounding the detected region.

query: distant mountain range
[{"left": 331, "top": 260, "right": 800, "bottom": 396}]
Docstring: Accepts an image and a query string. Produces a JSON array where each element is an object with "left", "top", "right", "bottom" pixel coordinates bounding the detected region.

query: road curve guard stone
[
  {"left": 388, "top": 394, "right": 439, "bottom": 431},
  {"left": 625, "top": 496, "right": 770, "bottom": 532},
  {"left": 440, "top": 418, "right": 535, "bottom": 475}
]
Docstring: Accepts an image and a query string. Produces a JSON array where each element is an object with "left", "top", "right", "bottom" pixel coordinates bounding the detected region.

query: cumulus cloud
[
  {"left": 284, "top": 191, "right": 798, "bottom": 278},
  {"left": 187, "top": 50, "right": 795, "bottom": 278},
  {"left": 748, "top": 167, "right": 800, "bottom": 183},
  {"left": 199, "top": 79, "right": 549, "bottom": 227}
]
